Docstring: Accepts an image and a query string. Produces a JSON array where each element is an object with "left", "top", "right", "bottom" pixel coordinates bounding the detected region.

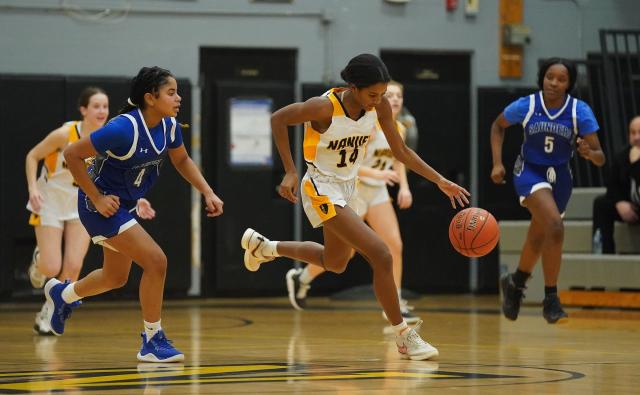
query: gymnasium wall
[{"left": 0, "top": 0, "right": 639, "bottom": 87}]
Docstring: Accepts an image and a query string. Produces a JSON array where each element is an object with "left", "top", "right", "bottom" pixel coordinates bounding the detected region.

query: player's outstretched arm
[
  {"left": 63, "top": 136, "right": 121, "bottom": 217},
  {"left": 168, "top": 145, "right": 223, "bottom": 217}
]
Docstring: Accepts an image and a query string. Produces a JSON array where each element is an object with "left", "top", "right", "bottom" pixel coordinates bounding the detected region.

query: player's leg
[
  {"left": 539, "top": 169, "right": 572, "bottom": 323},
  {"left": 59, "top": 220, "right": 91, "bottom": 282},
  {"left": 324, "top": 206, "right": 437, "bottom": 360},
  {"left": 365, "top": 201, "right": 403, "bottom": 290},
  {"left": 286, "top": 263, "right": 325, "bottom": 310},
  {"left": 31, "top": 224, "right": 64, "bottom": 334},
  {"left": 501, "top": 164, "right": 549, "bottom": 320},
  {"left": 31, "top": 225, "right": 63, "bottom": 335},
  {"left": 33, "top": 225, "right": 63, "bottom": 282},
  {"left": 365, "top": 200, "right": 419, "bottom": 323}
]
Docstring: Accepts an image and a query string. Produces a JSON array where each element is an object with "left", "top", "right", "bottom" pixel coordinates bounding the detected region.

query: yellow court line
[{"left": 0, "top": 365, "right": 284, "bottom": 391}]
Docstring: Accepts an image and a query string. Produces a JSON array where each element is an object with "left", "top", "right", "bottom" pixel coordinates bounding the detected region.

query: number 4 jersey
[
  {"left": 88, "top": 109, "right": 184, "bottom": 201},
  {"left": 503, "top": 91, "right": 599, "bottom": 166},
  {"left": 303, "top": 88, "right": 377, "bottom": 181}
]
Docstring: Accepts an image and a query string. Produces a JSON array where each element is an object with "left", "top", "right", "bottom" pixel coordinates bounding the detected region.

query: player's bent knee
[
  {"left": 369, "top": 248, "right": 392, "bottom": 271},
  {"left": 546, "top": 219, "right": 564, "bottom": 243},
  {"left": 106, "top": 273, "right": 129, "bottom": 289},
  {"left": 144, "top": 251, "right": 168, "bottom": 275},
  {"left": 326, "top": 260, "right": 349, "bottom": 274}
]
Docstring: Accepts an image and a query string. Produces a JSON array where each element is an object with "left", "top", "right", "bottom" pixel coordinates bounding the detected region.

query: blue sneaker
[
  {"left": 137, "top": 330, "right": 185, "bottom": 362},
  {"left": 44, "top": 278, "right": 80, "bottom": 336}
]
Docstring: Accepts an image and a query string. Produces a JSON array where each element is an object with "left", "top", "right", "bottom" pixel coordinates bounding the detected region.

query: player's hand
[
  {"left": 437, "top": 177, "right": 470, "bottom": 209},
  {"left": 28, "top": 188, "right": 44, "bottom": 213},
  {"left": 204, "top": 191, "right": 224, "bottom": 217},
  {"left": 491, "top": 163, "right": 506, "bottom": 185},
  {"left": 397, "top": 187, "right": 413, "bottom": 209},
  {"left": 279, "top": 172, "right": 299, "bottom": 204},
  {"left": 95, "top": 194, "right": 120, "bottom": 218},
  {"left": 377, "top": 169, "right": 400, "bottom": 186},
  {"left": 576, "top": 137, "right": 591, "bottom": 160},
  {"left": 136, "top": 198, "right": 156, "bottom": 220},
  {"left": 616, "top": 201, "right": 639, "bottom": 223}
]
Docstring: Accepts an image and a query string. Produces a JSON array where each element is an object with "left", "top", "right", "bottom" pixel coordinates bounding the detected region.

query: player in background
[{"left": 490, "top": 58, "right": 605, "bottom": 323}]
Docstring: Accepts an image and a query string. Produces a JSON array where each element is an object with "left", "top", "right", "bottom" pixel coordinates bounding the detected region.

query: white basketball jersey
[
  {"left": 39, "top": 121, "right": 82, "bottom": 193},
  {"left": 303, "top": 88, "right": 377, "bottom": 180},
  {"left": 359, "top": 120, "right": 405, "bottom": 186}
]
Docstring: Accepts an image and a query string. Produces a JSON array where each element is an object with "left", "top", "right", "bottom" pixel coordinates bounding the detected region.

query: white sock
[
  {"left": 144, "top": 320, "right": 162, "bottom": 341},
  {"left": 61, "top": 282, "right": 82, "bottom": 303},
  {"left": 397, "top": 288, "right": 402, "bottom": 301},
  {"left": 263, "top": 241, "right": 280, "bottom": 257},
  {"left": 392, "top": 320, "right": 409, "bottom": 336},
  {"left": 299, "top": 267, "right": 313, "bottom": 284}
]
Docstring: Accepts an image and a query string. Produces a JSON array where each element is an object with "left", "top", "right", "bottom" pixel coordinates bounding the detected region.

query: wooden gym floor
[{"left": 0, "top": 295, "right": 638, "bottom": 394}]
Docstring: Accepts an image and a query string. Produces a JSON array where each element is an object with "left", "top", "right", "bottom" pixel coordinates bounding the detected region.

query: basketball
[{"left": 448, "top": 207, "right": 499, "bottom": 258}]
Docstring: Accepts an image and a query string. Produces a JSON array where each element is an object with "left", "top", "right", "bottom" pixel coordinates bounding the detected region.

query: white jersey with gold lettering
[
  {"left": 26, "top": 121, "right": 83, "bottom": 228},
  {"left": 303, "top": 88, "right": 377, "bottom": 181},
  {"left": 359, "top": 120, "right": 405, "bottom": 186}
]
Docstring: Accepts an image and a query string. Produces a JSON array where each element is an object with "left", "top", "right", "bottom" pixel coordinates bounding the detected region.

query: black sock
[
  {"left": 544, "top": 286, "right": 558, "bottom": 296},
  {"left": 512, "top": 269, "right": 531, "bottom": 288}
]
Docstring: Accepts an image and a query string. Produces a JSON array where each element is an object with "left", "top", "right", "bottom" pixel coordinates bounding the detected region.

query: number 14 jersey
[{"left": 303, "top": 88, "right": 377, "bottom": 181}]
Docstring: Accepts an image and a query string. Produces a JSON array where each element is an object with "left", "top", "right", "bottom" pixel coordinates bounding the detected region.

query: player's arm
[
  {"left": 393, "top": 124, "right": 412, "bottom": 209},
  {"left": 25, "top": 126, "right": 68, "bottom": 211},
  {"left": 577, "top": 133, "right": 606, "bottom": 167},
  {"left": 357, "top": 165, "right": 399, "bottom": 186},
  {"left": 489, "top": 113, "right": 512, "bottom": 184},
  {"left": 377, "top": 97, "right": 469, "bottom": 208},
  {"left": 271, "top": 97, "right": 333, "bottom": 203},
  {"left": 63, "top": 135, "right": 120, "bottom": 217},
  {"left": 168, "top": 145, "right": 223, "bottom": 217}
]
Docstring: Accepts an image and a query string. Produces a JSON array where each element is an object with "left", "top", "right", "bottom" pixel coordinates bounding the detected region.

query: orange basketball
[{"left": 448, "top": 207, "right": 500, "bottom": 258}]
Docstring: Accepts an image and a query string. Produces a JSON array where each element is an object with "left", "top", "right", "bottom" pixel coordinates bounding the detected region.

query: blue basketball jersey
[
  {"left": 503, "top": 91, "right": 599, "bottom": 166},
  {"left": 88, "top": 109, "right": 183, "bottom": 201}
]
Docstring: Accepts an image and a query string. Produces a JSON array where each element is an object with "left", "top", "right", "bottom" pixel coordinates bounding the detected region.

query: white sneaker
[
  {"left": 241, "top": 228, "right": 275, "bottom": 272},
  {"left": 28, "top": 247, "right": 46, "bottom": 289},
  {"left": 286, "top": 268, "right": 311, "bottom": 311},
  {"left": 382, "top": 299, "right": 421, "bottom": 324},
  {"left": 396, "top": 320, "right": 439, "bottom": 361},
  {"left": 33, "top": 302, "right": 54, "bottom": 335}
]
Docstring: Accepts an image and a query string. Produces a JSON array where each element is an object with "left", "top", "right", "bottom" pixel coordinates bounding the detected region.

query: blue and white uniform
[
  {"left": 78, "top": 109, "right": 183, "bottom": 249},
  {"left": 503, "top": 91, "right": 599, "bottom": 213}
]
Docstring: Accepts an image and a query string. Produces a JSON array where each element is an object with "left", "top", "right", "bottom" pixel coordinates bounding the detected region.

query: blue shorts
[
  {"left": 512, "top": 156, "right": 573, "bottom": 215},
  {"left": 78, "top": 189, "right": 139, "bottom": 249}
]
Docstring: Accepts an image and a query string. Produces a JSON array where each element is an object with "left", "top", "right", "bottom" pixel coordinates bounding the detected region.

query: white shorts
[
  {"left": 26, "top": 179, "right": 79, "bottom": 229},
  {"left": 352, "top": 182, "right": 391, "bottom": 215},
  {"left": 301, "top": 168, "right": 359, "bottom": 228}
]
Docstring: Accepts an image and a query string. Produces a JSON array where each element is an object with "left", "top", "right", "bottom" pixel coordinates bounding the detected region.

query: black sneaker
[
  {"left": 500, "top": 273, "right": 525, "bottom": 321},
  {"left": 543, "top": 294, "right": 568, "bottom": 324},
  {"left": 286, "top": 268, "right": 310, "bottom": 311}
]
